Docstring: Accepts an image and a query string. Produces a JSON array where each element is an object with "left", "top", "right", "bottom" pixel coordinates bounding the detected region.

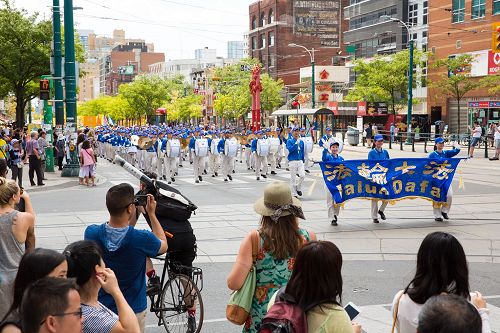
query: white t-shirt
[
  {"left": 494, "top": 126, "right": 500, "bottom": 140},
  {"left": 473, "top": 126, "right": 482, "bottom": 138}
]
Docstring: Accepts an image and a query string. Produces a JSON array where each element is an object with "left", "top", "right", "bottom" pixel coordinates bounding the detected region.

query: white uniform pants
[
  {"left": 245, "top": 147, "right": 252, "bottom": 169},
  {"left": 222, "top": 155, "right": 235, "bottom": 179},
  {"left": 193, "top": 154, "right": 205, "bottom": 180},
  {"left": 304, "top": 150, "right": 310, "bottom": 171},
  {"left": 136, "top": 149, "right": 144, "bottom": 170},
  {"left": 289, "top": 160, "right": 305, "bottom": 195},
  {"left": 326, "top": 192, "right": 340, "bottom": 219},
  {"left": 433, "top": 186, "right": 453, "bottom": 218},
  {"left": 145, "top": 152, "right": 155, "bottom": 173},
  {"left": 255, "top": 154, "right": 268, "bottom": 177},
  {"left": 127, "top": 152, "right": 137, "bottom": 167},
  {"left": 238, "top": 145, "right": 244, "bottom": 162},
  {"left": 164, "top": 157, "right": 176, "bottom": 179},
  {"left": 208, "top": 153, "right": 220, "bottom": 175},
  {"left": 277, "top": 145, "right": 284, "bottom": 167},
  {"left": 371, "top": 200, "right": 388, "bottom": 219},
  {"left": 284, "top": 148, "right": 289, "bottom": 168},
  {"left": 269, "top": 153, "right": 277, "bottom": 172},
  {"left": 156, "top": 156, "right": 164, "bottom": 178}
]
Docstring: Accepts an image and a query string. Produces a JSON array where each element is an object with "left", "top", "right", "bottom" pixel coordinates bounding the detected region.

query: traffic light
[
  {"left": 39, "top": 79, "right": 50, "bottom": 100},
  {"left": 492, "top": 23, "right": 500, "bottom": 53}
]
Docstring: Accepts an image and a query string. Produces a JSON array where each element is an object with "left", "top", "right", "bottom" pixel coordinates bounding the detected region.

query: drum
[
  {"left": 194, "top": 138, "right": 209, "bottom": 157},
  {"left": 256, "top": 139, "right": 270, "bottom": 157},
  {"left": 269, "top": 137, "right": 280, "bottom": 154},
  {"left": 224, "top": 139, "right": 238, "bottom": 157},
  {"left": 300, "top": 136, "right": 314, "bottom": 153},
  {"left": 210, "top": 138, "right": 221, "bottom": 155},
  {"left": 325, "top": 137, "right": 344, "bottom": 154},
  {"left": 127, "top": 146, "right": 138, "bottom": 154},
  {"left": 166, "top": 139, "right": 181, "bottom": 158},
  {"left": 130, "top": 135, "right": 139, "bottom": 146}
]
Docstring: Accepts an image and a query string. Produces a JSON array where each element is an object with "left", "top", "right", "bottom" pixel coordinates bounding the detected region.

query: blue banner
[{"left": 320, "top": 158, "right": 463, "bottom": 204}]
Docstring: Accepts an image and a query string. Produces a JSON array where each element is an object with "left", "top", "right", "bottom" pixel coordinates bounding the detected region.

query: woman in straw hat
[{"left": 227, "top": 181, "right": 316, "bottom": 333}]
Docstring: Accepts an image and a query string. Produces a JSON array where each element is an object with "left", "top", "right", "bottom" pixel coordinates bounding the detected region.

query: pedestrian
[
  {"left": 37, "top": 131, "right": 48, "bottom": 181},
  {"left": 266, "top": 241, "right": 361, "bottom": 333},
  {"left": 468, "top": 121, "right": 482, "bottom": 158},
  {"left": 286, "top": 127, "right": 305, "bottom": 197},
  {"left": 0, "top": 178, "right": 36, "bottom": 319},
  {"left": 391, "top": 232, "right": 491, "bottom": 333},
  {"left": 429, "top": 137, "right": 460, "bottom": 221},
  {"left": 65, "top": 240, "right": 140, "bottom": 333},
  {"left": 227, "top": 181, "right": 316, "bottom": 333},
  {"left": 390, "top": 123, "right": 395, "bottom": 143},
  {"left": 417, "top": 294, "right": 482, "bottom": 333},
  {"left": 26, "top": 131, "right": 44, "bottom": 186},
  {"left": 368, "top": 134, "right": 390, "bottom": 223},
  {"left": 323, "top": 141, "right": 344, "bottom": 226},
  {"left": 8, "top": 139, "right": 24, "bottom": 188},
  {"left": 0, "top": 248, "right": 67, "bottom": 333},
  {"left": 365, "top": 123, "right": 373, "bottom": 148},
  {"left": 488, "top": 122, "right": 500, "bottom": 161},
  {"left": 487, "top": 123, "right": 495, "bottom": 148},
  {"left": 84, "top": 183, "right": 167, "bottom": 333},
  {"left": 79, "top": 140, "right": 96, "bottom": 186},
  {"left": 20, "top": 277, "right": 82, "bottom": 333}
]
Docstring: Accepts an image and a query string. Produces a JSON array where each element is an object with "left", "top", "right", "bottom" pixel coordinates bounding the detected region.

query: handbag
[
  {"left": 226, "top": 230, "right": 260, "bottom": 325},
  {"left": 391, "top": 291, "right": 404, "bottom": 333},
  {"left": 16, "top": 161, "right": 24, "bottom": 169}
]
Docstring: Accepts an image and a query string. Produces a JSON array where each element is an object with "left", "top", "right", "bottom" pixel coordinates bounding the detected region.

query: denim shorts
[{"left": 470, "top": 137, "right": 480, "bottom": 147}]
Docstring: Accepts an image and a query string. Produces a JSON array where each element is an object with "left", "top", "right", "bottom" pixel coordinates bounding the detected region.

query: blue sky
[{"left": 12, "top": 0, "right": 252, "bottom": 59}]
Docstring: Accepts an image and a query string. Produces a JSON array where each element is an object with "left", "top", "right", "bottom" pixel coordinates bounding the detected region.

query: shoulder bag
[
  {"left": 391, "top": 291, "right": 404, "bottom": 333},
  {"left": 226, "top": 230, "right": 260, "bottom": 325}
]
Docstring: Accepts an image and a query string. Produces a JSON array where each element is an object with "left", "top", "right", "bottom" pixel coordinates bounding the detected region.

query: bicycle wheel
[{"left": 160, "top": 274, "right": 204, "bottom": 333}]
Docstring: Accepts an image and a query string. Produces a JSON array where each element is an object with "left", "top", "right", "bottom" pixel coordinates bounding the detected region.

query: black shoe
[
  {"left": 296, "top": 190, "right": 302, "bottom": 196},
  {"left": 215, "top": 172, "right": 218, "bottom": 176},
  {"left": 442, "top": 212, "right": 449, "bottom": 220},
  {"left": 31, "top": 182, "right": 36, "bottom": 186},
  {"left": 198, "top": 176, "right": 202, "bottom": 181},
  {"left": 262, "top": 174, "right": 267, "bottom": 178},
  {"left": 240, "top": 161, "right": 243, "bottom": 163},
  {"left": 247, "top": 167, "right": 251, "bottom": 170},
  {"left": 373, "top": 219, "right": 380, "bottom": 223},
  {"left": 286, "top": 168, "right": 290, "bottom": 171},
  {"left": 174, "top": 172, "right": 178, "bottom": 176},
  {"left": 187, "top": 314, "right": 197, "bottom": 333},
  {"left": 146, "top": 276, "right": 161, "bottom": 296},
  {"left": 489, "top": 157, "right": 499, "bottom": 160},
  {"left": 168, "top": 181, "right": 172, "bottom": 184},
  {"left": 190, "top": 162, "right": 193, "bottom": 164},
  {"left": 162, "top": 176, "right": 167, "bottom": 180},
  {"left": 179, "top": 165, "right": 183, "bottom": 168},
  {"left": 203, "top": 169, "right": 207, "bottom": 175},
  {"left": 232, "top": 170, "right": 235, "bottom": 174},
  {"left": 224, "top": 178, "right": 228, "bottom": 182},
  {"left": 228, "top": 175, "right": 233, "bottom": 181},
  {"left": 277, "top": 164, "right": 281, "bottom": 169},
  {"left": 305, "top": 170, "right": 310, "bottom": 174},
  {"left": 171, "top": 177, "right": 175, "bottom": 182},
  {"left": 37, "top": 183, "right": 45, "bottom": 186},
  {"left": 435, "top": 217, "right": 444, "bottom": 222},
  {"left": 195, "top": 180, "right": 199, "bottom": 183},
  {"left": 256, "top": 177, "right": 260, "bottom": 180},
  {"left": 212, "top": 174, "right": 215, "bottom": 177},
  {"left": 271, "top": 171, "right": 277, "bottom": 175},
  {"left": 378, "top": 210, "right": 386, "bottom": 220},
  {"left": 331, "top": 219, "right": 338, "bottom": 226}
]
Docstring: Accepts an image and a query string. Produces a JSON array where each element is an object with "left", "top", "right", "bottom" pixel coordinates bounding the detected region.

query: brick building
[
  {"left": 428, "top": 0, "right": 500, "bottom": 133},
  {"left": 248, "top": 0, "right": 348, "bottom": 86}
]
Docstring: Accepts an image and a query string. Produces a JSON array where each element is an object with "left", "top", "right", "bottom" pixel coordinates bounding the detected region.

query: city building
[
  {"left": 248, "top": 0, "right": 347, "bottom": 86},
  {"left": 427, "top": 0, "right": 500, "bottom": 133},
  {"left": 77, "top": 59, "right": 100, "bottom": 102},
  {"left": 227, "top": 41, "right": 246, "bottom": 59}
]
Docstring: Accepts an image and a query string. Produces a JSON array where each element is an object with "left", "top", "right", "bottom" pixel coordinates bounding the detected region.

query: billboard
[
  {"left": 293, "top": 0, "right": 341, "bottom": 48},
  {"left": 118, "top": 65, "right": 134, "bottom": 75}
]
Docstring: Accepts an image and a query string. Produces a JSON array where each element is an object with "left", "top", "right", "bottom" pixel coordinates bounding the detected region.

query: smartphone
[
  {"left": 344, "top": 302, "right": 361, "bottom": 321},
  {"left": 134, "top": 194, "right": 148, "bottom": 206}
]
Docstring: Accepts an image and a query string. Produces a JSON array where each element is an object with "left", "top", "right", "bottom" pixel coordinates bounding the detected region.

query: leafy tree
[
  {"left": 78, "top": 95, "right": 133, "bottom": 121},
  {"left": 429, "top": 54, "right": 483, "bottom": 134},
  {"left": 167, "top": 93, "right": 203, "bottom": 122},
  {"left": 480, "top": 74, "right": 500, "bottom": 96},
  {"left": 345, "top": 49, "right": 424, "bottom": 114}
]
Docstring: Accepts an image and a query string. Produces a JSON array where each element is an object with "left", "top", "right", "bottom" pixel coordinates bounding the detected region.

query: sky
[{"left": 10, "top": 0, "right": 253, "bottom": 60}]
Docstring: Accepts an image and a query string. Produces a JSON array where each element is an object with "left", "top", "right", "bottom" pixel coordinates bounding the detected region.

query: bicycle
[{"left": 148, "top": 252, "right": 204, "bottom": 333}]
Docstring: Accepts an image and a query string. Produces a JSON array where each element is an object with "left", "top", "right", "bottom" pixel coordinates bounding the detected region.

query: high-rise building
[
  {"left": 227, "top": 41, "right": 246, "bottom": 59},
  {"left": 195, "top": 47, "right": 217, "bottom": 60}
]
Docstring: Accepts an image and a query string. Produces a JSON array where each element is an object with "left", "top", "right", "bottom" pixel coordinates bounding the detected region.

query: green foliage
[
  {"left": 345, "top": 49, "right": 425, "bottom": 114},
  {"left": 213, "top": 58, "right": 283, "bottom": 120},
  {"left": 78, "top": 95, "right": 132, "bottom": 121},
  {"left": 480, "top": 74, "right": 500, "bottom": 96},
  {"left": 167, "top": 93, "right": 203, "bottom": 121}
]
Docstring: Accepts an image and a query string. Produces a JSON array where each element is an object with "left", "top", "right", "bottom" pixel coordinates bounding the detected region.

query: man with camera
[{"left": 84, "top": 183, "right": 167, "bottom": 333}]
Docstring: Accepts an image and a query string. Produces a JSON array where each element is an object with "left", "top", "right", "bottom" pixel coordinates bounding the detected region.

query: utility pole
[
  {"left": 53, "top": 0, "right": 64, "bottom": 130},
  {"left": 406, "top": 40, "right": 414, "bottom": 144},
  {"left": 41, "top": 75, "right": 55, "bottom": 172}
]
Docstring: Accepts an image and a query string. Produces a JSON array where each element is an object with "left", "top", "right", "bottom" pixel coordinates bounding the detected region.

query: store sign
[
  {"left": 357, "top": 102, "right": 367, "bottom": 116},
  {"left": 489, "top": 101, "right": 500, "bottom": 107},
  {"left": 319, "top": 93, "right": 330, "bottom": 101},
  {"left": 468, "top": 101, "right": 490, "bottom": 108},
  {"left": 316, "top": 84, "right": 332, "bottom": 92},
  {"left": 293, "top": 0, "right": 341, "bottom": 47},
  {"left": 319, "top": 70, "right": 329, "bottom": 80},
  {"left": 488, "top": 51, "right": 500, "bottom": 75},
  {"left": 328, "top": 102, "right": 338, "bottom": 114},
  {"left": 366, "top": 102, "right": 389, "bottom": 115}
]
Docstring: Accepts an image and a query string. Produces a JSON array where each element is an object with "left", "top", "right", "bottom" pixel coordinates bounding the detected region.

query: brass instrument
[
  {"left": 138, "top": 137, "right": 153, "bottom": 150},
  {"left": 180, "top": 137, "right": 189, "bottom": 150}
]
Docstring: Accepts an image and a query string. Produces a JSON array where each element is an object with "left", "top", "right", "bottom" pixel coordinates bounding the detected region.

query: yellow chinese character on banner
[
  {"left": 324, "top": 164, "right": 352, "bottom": 181},
  {"left": 423, "top": 160, "right": 455, "bottom": 180},
  {"left": 395, "top": 161, "right": 416, "bottom": 175},
  {"left": 357, "top": 163, "right": 388, "bottom": 185}
]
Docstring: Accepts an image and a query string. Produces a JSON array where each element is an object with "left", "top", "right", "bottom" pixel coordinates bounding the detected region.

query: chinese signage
[
  {"left": 488, "top": 51, "right": 500, "bottom": 75},
  {"left": 293, "top": 0, "right": 341, "bottom": 48}
]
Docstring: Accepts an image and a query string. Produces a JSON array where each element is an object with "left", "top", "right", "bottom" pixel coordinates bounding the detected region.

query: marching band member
[
  {"left": 323, "top": 141, "right": 344, "bottom": 226},
  {"left": 276, "top": 128, "right": 285, "bottom": 169},
  {"left": 251, "top": 131, "right": 268, "bottom": 180},
  {"left": 154, "top": 131, "right": 166, "bottom": 179},
  {"left": 286, "top": 127, "right": 306, "bottom": 197},
  {"left": 368, "top": 134, "right": 390, "bottom": 223},
  {"left": 189, "top": 128, "right": 205, "bottom": 183},
  {"left": 145, "top": 133, "right": 157, "bottom": 173},
  {"left": 318, "top": 127, "right": 333, "bottom": 149},
  {"left": 207, "top": 131, "right": 221, "bottom": 178},
  {"left": 268, "top": 130, "right": 279, "bottom": 175},
  {"left": 429, "top": 137, "right": 460, "bottom": 222},
  {"left": 300, "top": 127, "right": 313, "bottom": 174},
  {"left": 244, "top": 130, "right": 252, "bottom": 170},
  {"left": 238, "top": 129, "right": 245, "bottom": 164},
  {"left": 218, "top": 130, "right": 235, "bottom": 182},
  {"left": 162, "top": 130, "right": 177, "bottom": 184}
]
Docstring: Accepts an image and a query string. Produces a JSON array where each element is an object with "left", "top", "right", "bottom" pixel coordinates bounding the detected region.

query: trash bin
[{"left": 347, "top": 126, "right": 360, "bottom": 146}]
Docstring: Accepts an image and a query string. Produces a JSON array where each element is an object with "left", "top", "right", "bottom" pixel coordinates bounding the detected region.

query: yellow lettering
[
  {"left": 431, "top": 187, "right": 441, "bottom": 198},
  {"left": 393, "top": 180, "right": 403, "bottom": 194},
  {"left": 345, "top": 185, "right": 354, "bottom": 195},
  {"left": 357, "top": 181, "right": 363, "bottom": 193},
  {"left": 379, "top": 187, "right": 389, "bottom": 195},
  {"left": 420, "top": 181, "right": 429, "bottom": 193},
  {"left": 405, "top": 182, "right": 416, "bottom": 193},
  {"left": 365, "top": 184, "right": 377, "bottom": 194}
]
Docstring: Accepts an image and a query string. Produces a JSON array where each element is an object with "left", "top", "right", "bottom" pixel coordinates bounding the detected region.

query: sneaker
[
  {"left": 442, "top": 212, "right": 449, "bottom": 220},
  {"left": 146, "top": 276, "right": 161, "bottom": 296},
  {"left": 378, "top": 210, "right": 386, "bottom": 220},
  {"left": 489, "top": 157, "right": 499, "bottom": 160},
  {"left": 228, "top": 175, "right": 233, "bottom": 181}
]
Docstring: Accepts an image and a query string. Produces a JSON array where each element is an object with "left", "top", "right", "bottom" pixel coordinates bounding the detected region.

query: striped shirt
[{"left": 82, "top": 302, "right": 118, "bottom": 333}]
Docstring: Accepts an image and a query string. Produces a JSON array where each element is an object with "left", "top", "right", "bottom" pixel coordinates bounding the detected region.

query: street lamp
[
  {"left": 288, "top": 43, "right": 317, "bottom": 109},
  {"left": 381, "top": 15, "right": 414, "bottom": 144}
]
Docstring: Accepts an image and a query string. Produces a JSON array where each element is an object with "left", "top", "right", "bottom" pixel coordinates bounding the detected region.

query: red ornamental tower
[{"left": 249, "top": 64, "right": 263, "bottom": 131}]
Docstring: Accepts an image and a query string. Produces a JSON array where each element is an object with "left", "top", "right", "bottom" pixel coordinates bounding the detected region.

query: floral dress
[{"left": 243, "top": 228, "right": 311, "bottom": 333}]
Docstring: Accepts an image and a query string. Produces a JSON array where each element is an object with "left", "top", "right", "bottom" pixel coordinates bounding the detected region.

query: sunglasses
[{"left": 40, "top": 307, "right": 83, "bottom": 325}]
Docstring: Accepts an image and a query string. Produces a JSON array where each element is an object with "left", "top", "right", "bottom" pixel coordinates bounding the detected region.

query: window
[
  {"left": 260, "top": 34, "right": 265, "bottom": 48},
  {"left": 456, "top": 40, "right": 462, "bottom": 49},
  {"left": 408, "top": 4, "right": 418, "bottom": 26},
  {"left": 494, "top": 0, "right": 500, "bottom": 15},
  {"left": 251, "top": 36, "right": 257, "bottom": 50},
  {"left": 251, "top": 16, "right": 256, "bottom": 29},
  {"left": 260, "top": 12, "right": 265, "bottom": 26},
  {"left": 452, "top": 0, "right": 465, "bottom": 23},
  {"left": 423, "top": 1, "right": 428, "bottom": 25},
  {"left": 268, "top": 9, "right": 274, "bottom": 24},
  {"left": 268, "top": 32, "right": 275, "bottom": 46},
  {"left": 270, "top": 55, "right": 275, "bottom": 67},
  {"left": 471, "top": 0, "right": 486, "bottom": 19}
]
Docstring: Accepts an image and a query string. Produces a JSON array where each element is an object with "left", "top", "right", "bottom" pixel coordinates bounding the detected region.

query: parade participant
[
  {"left": 218, "top": 130, "right": 236, "bottom": 182},
  {"left": 244, "top": 130, "right": 253, "bottom": 171},
  {"left": 368, "top": 134, "right": 390, "bottom": 223},
  {"left": 162, "top": 131, "right": 178, "bottom": 184},
  {"left": 267, "top": 130, "right": 279, "bottom": 175},
  {"left": 300, "top": 127, "right": 313, "bottom": 174},
  {"left": 238, "top": 129, "right": 245, "bottom": 164},
  {"left": 144, "top": 133, "right": 157, "bottom": 173},
  {"left": 154, "top": 132, "right": 166, "bottom": 180},
  {"left": 323, "top": 141, "right": 344, "bottom": 226},
  {"left": 286, "top": 127, "right": 306, "bottom": 197},
  {"left": 318, "top": 127, "right": 333, "bottom": 149},
  {"left": 429, "top": 137, "right": 460, "bottom": 222},
  {"left": 207, "top": 131, "right": 221, "bottom": 178},
  {"left": 251, "top": 131, "right": 269, "bottom": 181},
  {"left": 189, "top": 128, "right": 207, "bottom": 184},
  {"left": 276, "top": 128, "right": 285, "bottom": 169}
]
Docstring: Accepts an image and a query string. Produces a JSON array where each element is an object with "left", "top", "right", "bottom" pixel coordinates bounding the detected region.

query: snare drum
[
  {"left": 210, "top": 138, "right": 221, "bottom": 155},
  {"left": 268, "top": 137, "right": 280, "bottom": 154},
  {"left": 224, "top": 139, "right": 238, "bottom": 157},
  {"left": 127, "top": 146, "right": 138, "bottom": 154},
  {"left": 194, "top": 138, "right": 209, "bottom": 157},
  {"left": 166, "top": 139, "right": 181, "bottom": 158},
  {"left": 256, "top": 139, "right": 270, "bottom": 157}
]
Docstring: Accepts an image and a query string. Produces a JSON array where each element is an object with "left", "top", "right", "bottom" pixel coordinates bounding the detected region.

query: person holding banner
[
  {"left": 429, "top": 137, "right": 460, "bottom": 222},
  {"left": 323, "top": 140, "right": 344, "bottom": 226},
  {"left": 318, "top": 127, "right": 333, "bottom": 149},
  {"left": 287, "top": 128, "right": 306, "bottom": 197},
  {"left": 368, "top": 134, "right": 390, "bottom": 223}
]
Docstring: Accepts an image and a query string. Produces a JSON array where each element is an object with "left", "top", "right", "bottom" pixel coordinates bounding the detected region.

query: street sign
[{"left": 40, "top": 79, "right": 50, "bottom": 100}]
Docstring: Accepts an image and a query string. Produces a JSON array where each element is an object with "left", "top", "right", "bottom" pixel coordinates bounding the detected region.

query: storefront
[{"left": 467, "top": 101, "right": 500, "bottom": 126}]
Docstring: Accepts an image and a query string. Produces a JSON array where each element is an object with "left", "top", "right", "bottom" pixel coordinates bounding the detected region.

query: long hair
[
  {"left": 259, "top": 215, "right": 302, "bottom": 260},
  {"left": 0, "top": 177, "right": 19, "bottom": 206},
  {"left": 1, "top": 249, "right": 66, "bottom": 322},
  {"left": 285, "top": 241, "right": 343, "bottom": 310},
  {"left": 404, "top": 232, "right": 470, "bottom": 304},
  {"left": 65, "top": 240, "right": 103, "bottom": 287}
]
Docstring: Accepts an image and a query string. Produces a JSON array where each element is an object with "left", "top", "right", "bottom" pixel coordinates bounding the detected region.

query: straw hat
[{"left": 254, "top": 181, "right": 305, "bottom": 222}]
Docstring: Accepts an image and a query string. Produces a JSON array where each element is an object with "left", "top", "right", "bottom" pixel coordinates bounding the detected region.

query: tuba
[{"left": 138, "top": 137, "right": 153, "bottom": 150}]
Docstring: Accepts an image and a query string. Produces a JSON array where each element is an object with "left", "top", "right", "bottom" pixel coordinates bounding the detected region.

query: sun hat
[
  {"left": 435, "top": 137, "right": 445, "bottom": 144},
  {"left": 254, "top": 181, "right": 305, "bottom": 222}
]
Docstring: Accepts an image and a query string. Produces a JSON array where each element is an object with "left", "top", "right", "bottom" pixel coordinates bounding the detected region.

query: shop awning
[{"left": 272, "top": 108, "right": 318, "bottom": 116}]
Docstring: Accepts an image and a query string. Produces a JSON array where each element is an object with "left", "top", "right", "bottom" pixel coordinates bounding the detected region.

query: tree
[
  {"left": 167, "top": 93, "right": 203, "bottom": 122},
  {"left": 0, "top": 1, "right": 52, "bottom": 127},
  {"left": 345, "top": 49, "right": 424, "bottom": 114},
  {"left": 480, "top": 74, "right": 500, "bottom": 96},
  {"left": 78, "top": 95, "right": 133, "bottom": 121},
  {"left": 429, "top": 54, "right": 483, "bottom": 134}
]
